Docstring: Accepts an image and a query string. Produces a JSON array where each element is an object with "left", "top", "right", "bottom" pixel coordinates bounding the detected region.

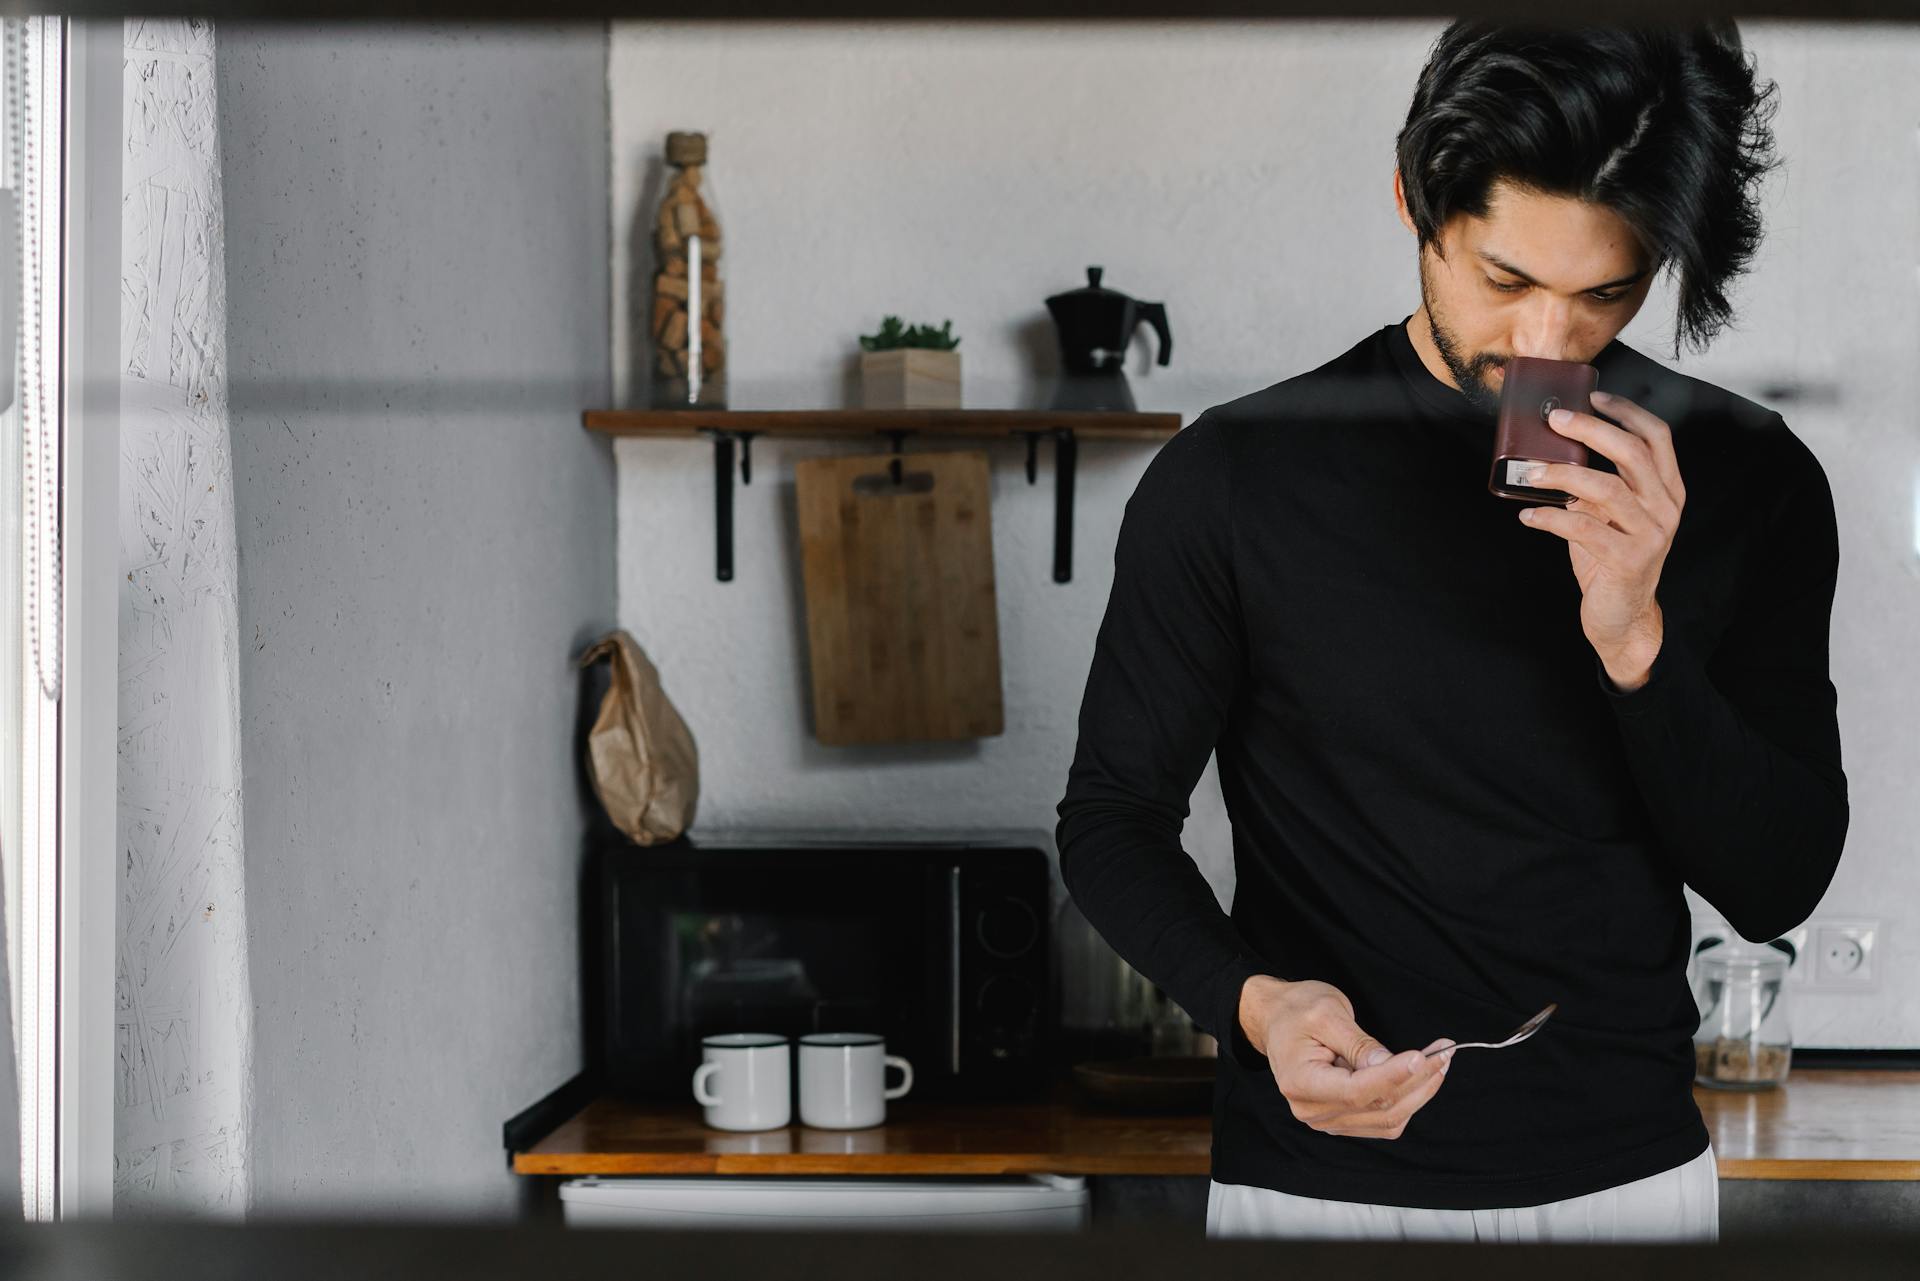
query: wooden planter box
[{"left": 860, "top": 348, "right": 961, "bottom": 410}]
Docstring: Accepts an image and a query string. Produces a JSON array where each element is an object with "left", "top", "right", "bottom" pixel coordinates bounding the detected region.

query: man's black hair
[{"left": 1395, "top": 21, "right": 1781, "bottom": 358}]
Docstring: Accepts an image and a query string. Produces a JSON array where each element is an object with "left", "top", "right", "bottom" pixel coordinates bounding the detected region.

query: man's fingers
[
  {"left": 1278, "top": 1049, "right": 1424, "bottom": 1124},
  {"left": 1275, "top": 1014, "right": 1457, "bottom": 1133},
  {"left": 1337, "top": 1044, "right": 1456, "bottom": 1137},
  {"left": 1591, "top": 389, "right": 1685, "bottom": 504},
  {"left": 1380, "top": 1056, "right": 1453, "bottom": 1130},
  {"left": 1313, "top": 1014, "right": 1390, "bottom": 1075},
  {"left": 1338, "top": 1028, "right": 1392, "bottom": 1072},
  {"left": 1333, "top": 1036, "right": 1454, "bottom": 1071},
  {"left": 1321, "top": 1065, "right": 1452, "bottom": 1138},
  {"left": 1337, "top": 1047, "right": 1438, "bottom": 1111},
  {"left": 1282, "top": 1053, "right": 1371, "bottom": 1104}
]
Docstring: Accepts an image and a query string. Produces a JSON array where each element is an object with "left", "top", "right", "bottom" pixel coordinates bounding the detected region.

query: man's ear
[{"left": 1392, "top": 168, "right": 1415, "bottom": 234}]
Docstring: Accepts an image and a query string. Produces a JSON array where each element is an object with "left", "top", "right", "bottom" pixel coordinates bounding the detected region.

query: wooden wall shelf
[
  {"left": 582, "top": 408, "right": 1185, "bottom": 583},
  {"left": 583, "top": 408, "right": 1180, "bottom": 440}
]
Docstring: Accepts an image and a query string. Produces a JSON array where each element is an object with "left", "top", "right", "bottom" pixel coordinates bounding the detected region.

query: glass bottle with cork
[{"left": 650, "top": 130, "right": 726, "bottom": 408}]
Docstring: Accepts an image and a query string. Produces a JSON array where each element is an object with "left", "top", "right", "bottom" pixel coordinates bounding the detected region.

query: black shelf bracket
[
  {"left": 737, "top": 429, "right": 757, "bottom": 485},
  {"left": 700, "top": 428, "right": 758, "bottom": 583},
  {"left": 1018, "top": 428, "right": 1077, "bottom": 582},
  {"left": 1050, "top": 428, "right": 1077, "bottom": 583},
  {"left": 881, "top": 429, "right": 910, "bottom": 486},
  {"left": 698, "top": 424, "right": 1079, "bottom": 583}
]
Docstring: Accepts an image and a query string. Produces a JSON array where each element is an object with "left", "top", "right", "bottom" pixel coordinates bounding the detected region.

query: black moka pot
[{"left": 1043, "top": 266, "right": 1173, "bottom": 412}]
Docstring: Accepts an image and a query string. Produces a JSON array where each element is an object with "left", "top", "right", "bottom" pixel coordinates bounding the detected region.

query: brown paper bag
[{"left": 575, "top": 629, "right": 699, "bottom": 845}]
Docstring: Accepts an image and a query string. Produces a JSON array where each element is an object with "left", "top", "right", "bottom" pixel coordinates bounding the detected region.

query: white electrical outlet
[{"left": 1809, "top": 919, "right": 1881, "bottom": 989}]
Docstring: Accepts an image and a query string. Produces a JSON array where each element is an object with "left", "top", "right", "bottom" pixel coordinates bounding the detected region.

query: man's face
[{"left": 1395, "top": 174, "right": 1657, "bottom": 414}]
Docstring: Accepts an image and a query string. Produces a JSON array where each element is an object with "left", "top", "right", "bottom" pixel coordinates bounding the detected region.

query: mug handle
[
  {"left": 692, "top": 1061, "right": 722, "bottom": 1106},
  {"left": 883, "top": 1055, "right": 914, "bottom": 1100}
]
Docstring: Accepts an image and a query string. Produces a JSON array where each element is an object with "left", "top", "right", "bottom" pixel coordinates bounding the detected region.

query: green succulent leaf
[{"left": 859, "top": 314, "right": 960, "bottom": 351}]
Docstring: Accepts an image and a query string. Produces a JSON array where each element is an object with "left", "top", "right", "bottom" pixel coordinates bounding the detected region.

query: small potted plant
[{"left": 858, "top": 315, "right": 961, "bottom": 410}]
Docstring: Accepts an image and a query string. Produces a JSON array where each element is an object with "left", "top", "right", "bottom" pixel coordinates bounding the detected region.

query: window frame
[
  {"left": 56, "top": 14, "right": 121, "bottom": 1220},
  {"left": 11, "top": 14, "right": 120, "bottom": 1221}
]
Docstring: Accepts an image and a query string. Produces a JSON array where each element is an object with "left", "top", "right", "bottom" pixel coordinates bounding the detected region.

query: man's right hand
[{"left": 1238, "top": 974, "right": 1456, "bottom": 1140}]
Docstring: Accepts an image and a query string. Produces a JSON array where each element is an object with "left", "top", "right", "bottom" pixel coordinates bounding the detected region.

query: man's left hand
[{"left": 1515, "top": 389, "right": 1686, "bottom": 693}]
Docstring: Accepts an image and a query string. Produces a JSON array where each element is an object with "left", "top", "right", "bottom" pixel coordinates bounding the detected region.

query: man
[{"left": 1054, "top": 20, "right": 1847, "bottom": 1244}]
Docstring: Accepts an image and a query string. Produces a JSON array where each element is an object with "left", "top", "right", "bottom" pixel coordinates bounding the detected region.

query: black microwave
[{"left": 591, "top": 828, "right": 1055, "bottom": 1102}]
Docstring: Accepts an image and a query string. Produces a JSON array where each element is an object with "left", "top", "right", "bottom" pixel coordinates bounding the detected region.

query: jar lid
[
  {"left": 666, "top": 131, "right": 708, "bottom": 166},
  {"left": 1700, "top": 950, "right": 1788, "bottom": 973}
]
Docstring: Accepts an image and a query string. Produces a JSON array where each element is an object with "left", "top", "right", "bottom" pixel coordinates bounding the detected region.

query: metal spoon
[{"left": 1424, "top": 1002, "right": 1558, "bottom": 1057}]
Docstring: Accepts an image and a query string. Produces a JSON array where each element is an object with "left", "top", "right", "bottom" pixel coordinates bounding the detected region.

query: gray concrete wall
[{"left": 219, "top": 24, "right": 612, "bottom": 1216}]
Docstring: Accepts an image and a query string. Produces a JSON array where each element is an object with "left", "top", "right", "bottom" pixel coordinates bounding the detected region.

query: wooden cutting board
[{"left": 793, "top": 450, "right": 1003, "bottom": 746}]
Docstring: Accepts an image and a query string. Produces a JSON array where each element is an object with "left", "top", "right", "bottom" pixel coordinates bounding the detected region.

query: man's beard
[{"left": 1420, "top": 255, "right": 1506, "bottom": 416}]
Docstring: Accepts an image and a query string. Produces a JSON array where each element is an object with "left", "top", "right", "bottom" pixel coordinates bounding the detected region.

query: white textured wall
[
  {"left": 610, "top": 21, "right": 1920, "bottom": 1047},
  {"left": 219, "top": 24, "right": 613, "bottom": 1216},
  {"left": 1727, "top": 27, "right": 1920, "bottom": 1047},
  {"left": 116, "top": 18, "right": 252, "bottom": 1214}
]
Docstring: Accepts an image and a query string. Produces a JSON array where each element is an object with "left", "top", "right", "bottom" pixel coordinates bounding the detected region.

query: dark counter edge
[
  {"left": 503, "top": 1071, "right": 601, "bottom": 1164},
  {"left": 1786, "top": 1049, "right": 1920, "bottom": 1069}
]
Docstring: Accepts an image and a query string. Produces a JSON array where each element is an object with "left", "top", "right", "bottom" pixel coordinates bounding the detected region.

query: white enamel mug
[
  {"left": 691, "top": 1033, "right": 791, "bottom": 1131},
  {"left": 797, "top": 1032, "right": 913, "bottom": 1129}
]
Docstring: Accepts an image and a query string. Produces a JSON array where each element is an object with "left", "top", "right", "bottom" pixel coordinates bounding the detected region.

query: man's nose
[{"left": 1512, "top": 299, "right": 1577, "bottom": 362}]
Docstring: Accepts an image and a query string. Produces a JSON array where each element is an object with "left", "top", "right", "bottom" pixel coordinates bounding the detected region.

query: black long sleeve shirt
[{"left": 1054, "top": 316, "right": 1848, "bottom": 1210}]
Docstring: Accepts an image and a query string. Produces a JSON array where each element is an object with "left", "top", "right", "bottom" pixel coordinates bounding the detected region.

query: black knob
[
  {"left": 976, "top": 973, "right": 1036, "bottom": 1026},
  {"left": 975, "top": 896, "right": 1039, "bottom": 958}
]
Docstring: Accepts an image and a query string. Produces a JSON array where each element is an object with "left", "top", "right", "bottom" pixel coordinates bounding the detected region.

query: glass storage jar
[{"left": 1692, "top": 937, "right": 1793, "bottom": 1090}]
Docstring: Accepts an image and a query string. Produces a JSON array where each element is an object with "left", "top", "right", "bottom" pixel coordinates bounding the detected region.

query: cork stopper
[{"left": 665, "top": 131, "right": 708, "bottom": 166}]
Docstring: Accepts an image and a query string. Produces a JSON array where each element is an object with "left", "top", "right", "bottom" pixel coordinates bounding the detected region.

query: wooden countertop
[
  {"left": 1696, "top": 1068, "right": 1920, "bottom": 1179},
  {"left": 513, "top": 1068, "right": 1920, "bottom": 1181}
]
